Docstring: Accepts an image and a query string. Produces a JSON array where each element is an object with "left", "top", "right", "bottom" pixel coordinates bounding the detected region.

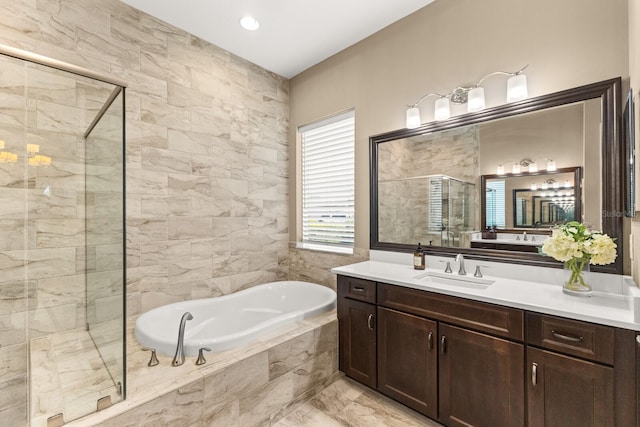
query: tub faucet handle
[
  {"left": 196, "top": 347, "right": 212, "bottom": 366},
  {"left": 142, "top": 348, "right": 159, "bottom": 367}
]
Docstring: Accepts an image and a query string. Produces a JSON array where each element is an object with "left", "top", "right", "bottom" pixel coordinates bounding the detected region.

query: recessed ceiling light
[{"left": 240, "top": 16, "right": 260, "bottom": 31}]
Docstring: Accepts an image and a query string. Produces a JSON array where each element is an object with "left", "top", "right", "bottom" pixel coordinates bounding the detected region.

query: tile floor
[
  {"left": 275, "top": 376, "right": 443, "bottom": 427},
  {"left": 30, "top": 329, "right": 121, "bottom": 427}
]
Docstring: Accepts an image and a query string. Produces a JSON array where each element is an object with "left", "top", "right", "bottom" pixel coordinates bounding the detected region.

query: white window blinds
[
  {"left": 486, "top": 180, "right": 506, "bottom": 228},
  {"left": 300, "top": 111, "right": 355, "bottom": 251}
]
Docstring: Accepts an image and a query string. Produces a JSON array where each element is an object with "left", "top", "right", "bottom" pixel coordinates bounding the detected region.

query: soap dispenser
[{"left": 413, "top": 243, "right": 426, "bottom": 270}]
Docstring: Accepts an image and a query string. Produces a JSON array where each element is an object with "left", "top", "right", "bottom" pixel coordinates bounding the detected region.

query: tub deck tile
[{"left": 66, "top": 311, "right": 337, "bottom": 426}]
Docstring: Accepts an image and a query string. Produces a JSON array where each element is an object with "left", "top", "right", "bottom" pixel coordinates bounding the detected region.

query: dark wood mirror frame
[
  {"left": 481, "top": 166, "right": 582, "bottom": 230},
  {"left": 370, "top": 78, "right": 622, "bottom": 274}
]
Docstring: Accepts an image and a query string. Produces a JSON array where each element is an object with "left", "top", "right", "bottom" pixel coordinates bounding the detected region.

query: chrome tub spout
[{"left": 172, "top": 312, "right": 193, "bottom": 366}]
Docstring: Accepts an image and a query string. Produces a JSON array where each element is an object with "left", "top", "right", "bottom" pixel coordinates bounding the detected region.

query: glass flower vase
[{"left": 562, "top": 258, "right": 592, "bottom": 297}]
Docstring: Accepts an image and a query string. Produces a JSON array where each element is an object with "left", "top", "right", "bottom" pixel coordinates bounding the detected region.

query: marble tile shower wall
[
  {"left": 376, "top": 126, "right": 480, "bottom": 246},
  {"left": 0, "top": 48, "right": 118, "bottom": 423},
  {"left": 0, "top": 0, "right": 290, "bottom": 317},
  {"left": 0, "top": 1, "right": 288, "bottom": 423}
]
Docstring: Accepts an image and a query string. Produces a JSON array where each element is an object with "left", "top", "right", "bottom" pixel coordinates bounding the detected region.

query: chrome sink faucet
[
  {"left": 172, "top": 312, "right": 193, "bottom": 367},
  {"left": 455, "top": 253, "right": 466, "bottom": 275}
]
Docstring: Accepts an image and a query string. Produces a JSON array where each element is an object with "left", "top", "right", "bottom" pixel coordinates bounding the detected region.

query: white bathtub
[{"left": 134, "top": 281, "right": 336, "bottom": 356}]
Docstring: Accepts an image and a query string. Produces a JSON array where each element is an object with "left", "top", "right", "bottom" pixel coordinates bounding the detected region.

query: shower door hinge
[
  {"left": 97, "top": 395, "right": 112, "bottom": 411},
  {"left": 47, "top": 413, "right": 64, "bottom": 427}
]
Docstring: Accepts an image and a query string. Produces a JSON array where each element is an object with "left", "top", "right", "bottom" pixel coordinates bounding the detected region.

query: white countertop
[
  {"left": 332, "top": 258, "right": 640, "bottom": 331},
  {"left": 470, "top": 238, "right": 544, "bottom": 246}
]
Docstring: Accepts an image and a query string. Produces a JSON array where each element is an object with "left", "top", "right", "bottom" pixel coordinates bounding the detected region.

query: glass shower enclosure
[
  {"left": 378, "top": 174, "right": 475, "bottom": 248},
  {"left": 0, "top": 45, "right": 126, "bottom": 426}
]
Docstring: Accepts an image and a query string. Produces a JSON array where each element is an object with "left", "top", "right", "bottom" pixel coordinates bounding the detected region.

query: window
[
  {"left": 299, "top": 110, "right": 355, "bottom": 253},
  {"left": 485, "top": 179, "right": 506, "bottom": 228}
]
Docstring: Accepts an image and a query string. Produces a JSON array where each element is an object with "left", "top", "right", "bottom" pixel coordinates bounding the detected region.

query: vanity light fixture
[
  {"left": 511, "top": 163, "right": 521, "bottom": 174},
  {"left": 240, "top": 16, "right": 260, "bottom": 31},
  {"left": 496, "top": 164, "right": 506, "bottom": 175},
  {"left": 564, "top": 180, "right": 571, "bottom": 188},
  {"left": 530, "top": 183, "right": 537, "bottom": 191},
  {"left": 546, "top": 159, "right": 557, "bottom": 171},
  {"left": 405, "top": 65, "right": 529, "bottom": 128}
]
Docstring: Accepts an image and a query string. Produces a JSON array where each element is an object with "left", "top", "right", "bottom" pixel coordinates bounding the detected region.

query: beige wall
[{"left": 290, "top": 0, "right": 629, "bottom": 275}]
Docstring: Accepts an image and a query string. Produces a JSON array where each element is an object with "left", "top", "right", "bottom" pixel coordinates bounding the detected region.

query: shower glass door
[{"left": 0, "top": 49, "right": 125, "bottom": 426}]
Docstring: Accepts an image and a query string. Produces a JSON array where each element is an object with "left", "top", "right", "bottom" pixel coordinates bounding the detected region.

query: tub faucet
[
  {"left": 455, "top": 254, "right": 466, "bottom": 276},
  {"left": 172, "top": 312, "right": 193, "bottom": 367}
]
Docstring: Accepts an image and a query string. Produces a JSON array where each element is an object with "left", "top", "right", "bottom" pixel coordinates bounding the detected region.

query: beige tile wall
[
  {"left": 0, "top": 0, "right": 290, "bottom": 315},
  {"left": 0, "top": 0, "right": 292, "bottom": 425}
]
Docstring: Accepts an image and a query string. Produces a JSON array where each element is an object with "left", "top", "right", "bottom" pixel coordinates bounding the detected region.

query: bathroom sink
[{"left": 414, "top": 271, "right": 495, "bottom": 288}]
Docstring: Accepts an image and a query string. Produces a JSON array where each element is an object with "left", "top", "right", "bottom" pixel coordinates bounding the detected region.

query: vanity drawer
[
  {"left": 377, "top": 283, "right": 524, "bottom": 341},
  {"left": 526, "top": 312, "right": 614, "bottom": 365},
  {"left": 338, "top": 275, "right": 376, "bottom": 303}
]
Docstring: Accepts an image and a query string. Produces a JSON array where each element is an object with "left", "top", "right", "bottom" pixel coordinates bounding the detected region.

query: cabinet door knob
[
  {"left": 440, "top": 335, "right": 447, "bottom": 354},
  {"left": 367, "top": 314, "right": 374, "bottom": 331},
  {"left": 427, "top": 331, "right": 434, "bottom": 351},
  {"left": 532, "top": 362, "right": 538, "bottom": 386}
]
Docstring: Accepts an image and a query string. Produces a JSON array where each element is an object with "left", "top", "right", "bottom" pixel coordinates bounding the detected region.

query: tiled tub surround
[
  {"left": 65, "top": 310, "right": 337, "bottom": 427},
  {"left": 1, "top": 1, "right": 288, "bottom": 424}
]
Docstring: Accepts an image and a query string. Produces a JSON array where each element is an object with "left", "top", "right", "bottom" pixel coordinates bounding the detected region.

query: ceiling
[{"left": 120, "top": 0, "right": 435, "bottom": 78}]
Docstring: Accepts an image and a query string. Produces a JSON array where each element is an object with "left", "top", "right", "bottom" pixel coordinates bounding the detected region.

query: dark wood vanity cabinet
[
  {"left": 526, "top": 313, "right": 635, "bottom": 427},
  {"left": 526, "top": 347, "right": 613, "bottom": 427},
  {"left": 439, "top": 324, "right": 524, "bottom": 426},
  {"left": 337, "top": 276, "right": 377, "bottom": 388},
  {"left": 337, "top": 274, "right": 638, "bottom": 427},
  {"left": 377, "top": 306, "right": 438, "bottom": 418}
]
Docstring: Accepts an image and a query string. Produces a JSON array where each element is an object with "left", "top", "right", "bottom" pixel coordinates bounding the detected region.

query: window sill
[{"left": 296, "top": 242, "right": 354, "bottom": 255}]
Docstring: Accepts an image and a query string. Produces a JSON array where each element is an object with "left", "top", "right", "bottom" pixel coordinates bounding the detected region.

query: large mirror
[{"left": 370, "top": 78, "right": 623, "bottom": 273}]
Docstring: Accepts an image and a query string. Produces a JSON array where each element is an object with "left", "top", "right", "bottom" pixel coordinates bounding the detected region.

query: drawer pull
[
  {"left": 367, "top": 314, "right": 374, "bottom": 331},
  {"left": 532, "top": 362, "right": 538, "bottom": 386},
  {"left": 352, "top": 286, "right": 365, "bottom": 293},
  {"left": 427, "top": 331, "right": 434, "bottom": 351},
  {"left": 441, "top": 335, "right": 447, "bottom": 354},
  {"left": 551, "top": 330, "right": 584, "bottom": 343}
]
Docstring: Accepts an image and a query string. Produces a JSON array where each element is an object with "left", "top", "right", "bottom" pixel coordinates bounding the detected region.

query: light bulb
[
  {"left": 512, "top": 163, "right": 521, "bottom": 174},
  {"left": 467, "top": 87, "right": 486, "bottom": 112},
  {"left": 240, "top": 16, "right": 260, "bottom": 31},
  {"left": 547, "top": 159, "right": 556, "bottom": 171},
  {"left": 507, "top": 74, "right": 528, "bottom": 102},
  {"left": 406, "top": 107, "right": 421, "bottom": 129},
  {"left": 496, "top": 164, "right": 505, "bottom": 175},
  {"left": 434, "top": 97, "right": 451, "bottom": 121},
  {"left": 528, "top": 161, "right": 538, "bottom": 173},
  {"left": 531, "top": 183, "right": 537, "bottom": 191}
]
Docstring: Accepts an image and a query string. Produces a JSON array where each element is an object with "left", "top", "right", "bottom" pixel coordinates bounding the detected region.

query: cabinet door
[
  {"left": 338, "top": 297, "right": 376, "bottom": 388},
  {"left": 439, "top": 323, "right": 524, "bottom": 427},
  {"left": 527, "top": 347, "right": 614, "bottom": 427},
  {"left": 377, "top": 307, "right": 438, "bottom": 419}
]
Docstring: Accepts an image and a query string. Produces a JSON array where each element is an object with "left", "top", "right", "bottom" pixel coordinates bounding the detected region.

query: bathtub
[{"left": 134, "top": 281, "right": 336, "bottom": 356}]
